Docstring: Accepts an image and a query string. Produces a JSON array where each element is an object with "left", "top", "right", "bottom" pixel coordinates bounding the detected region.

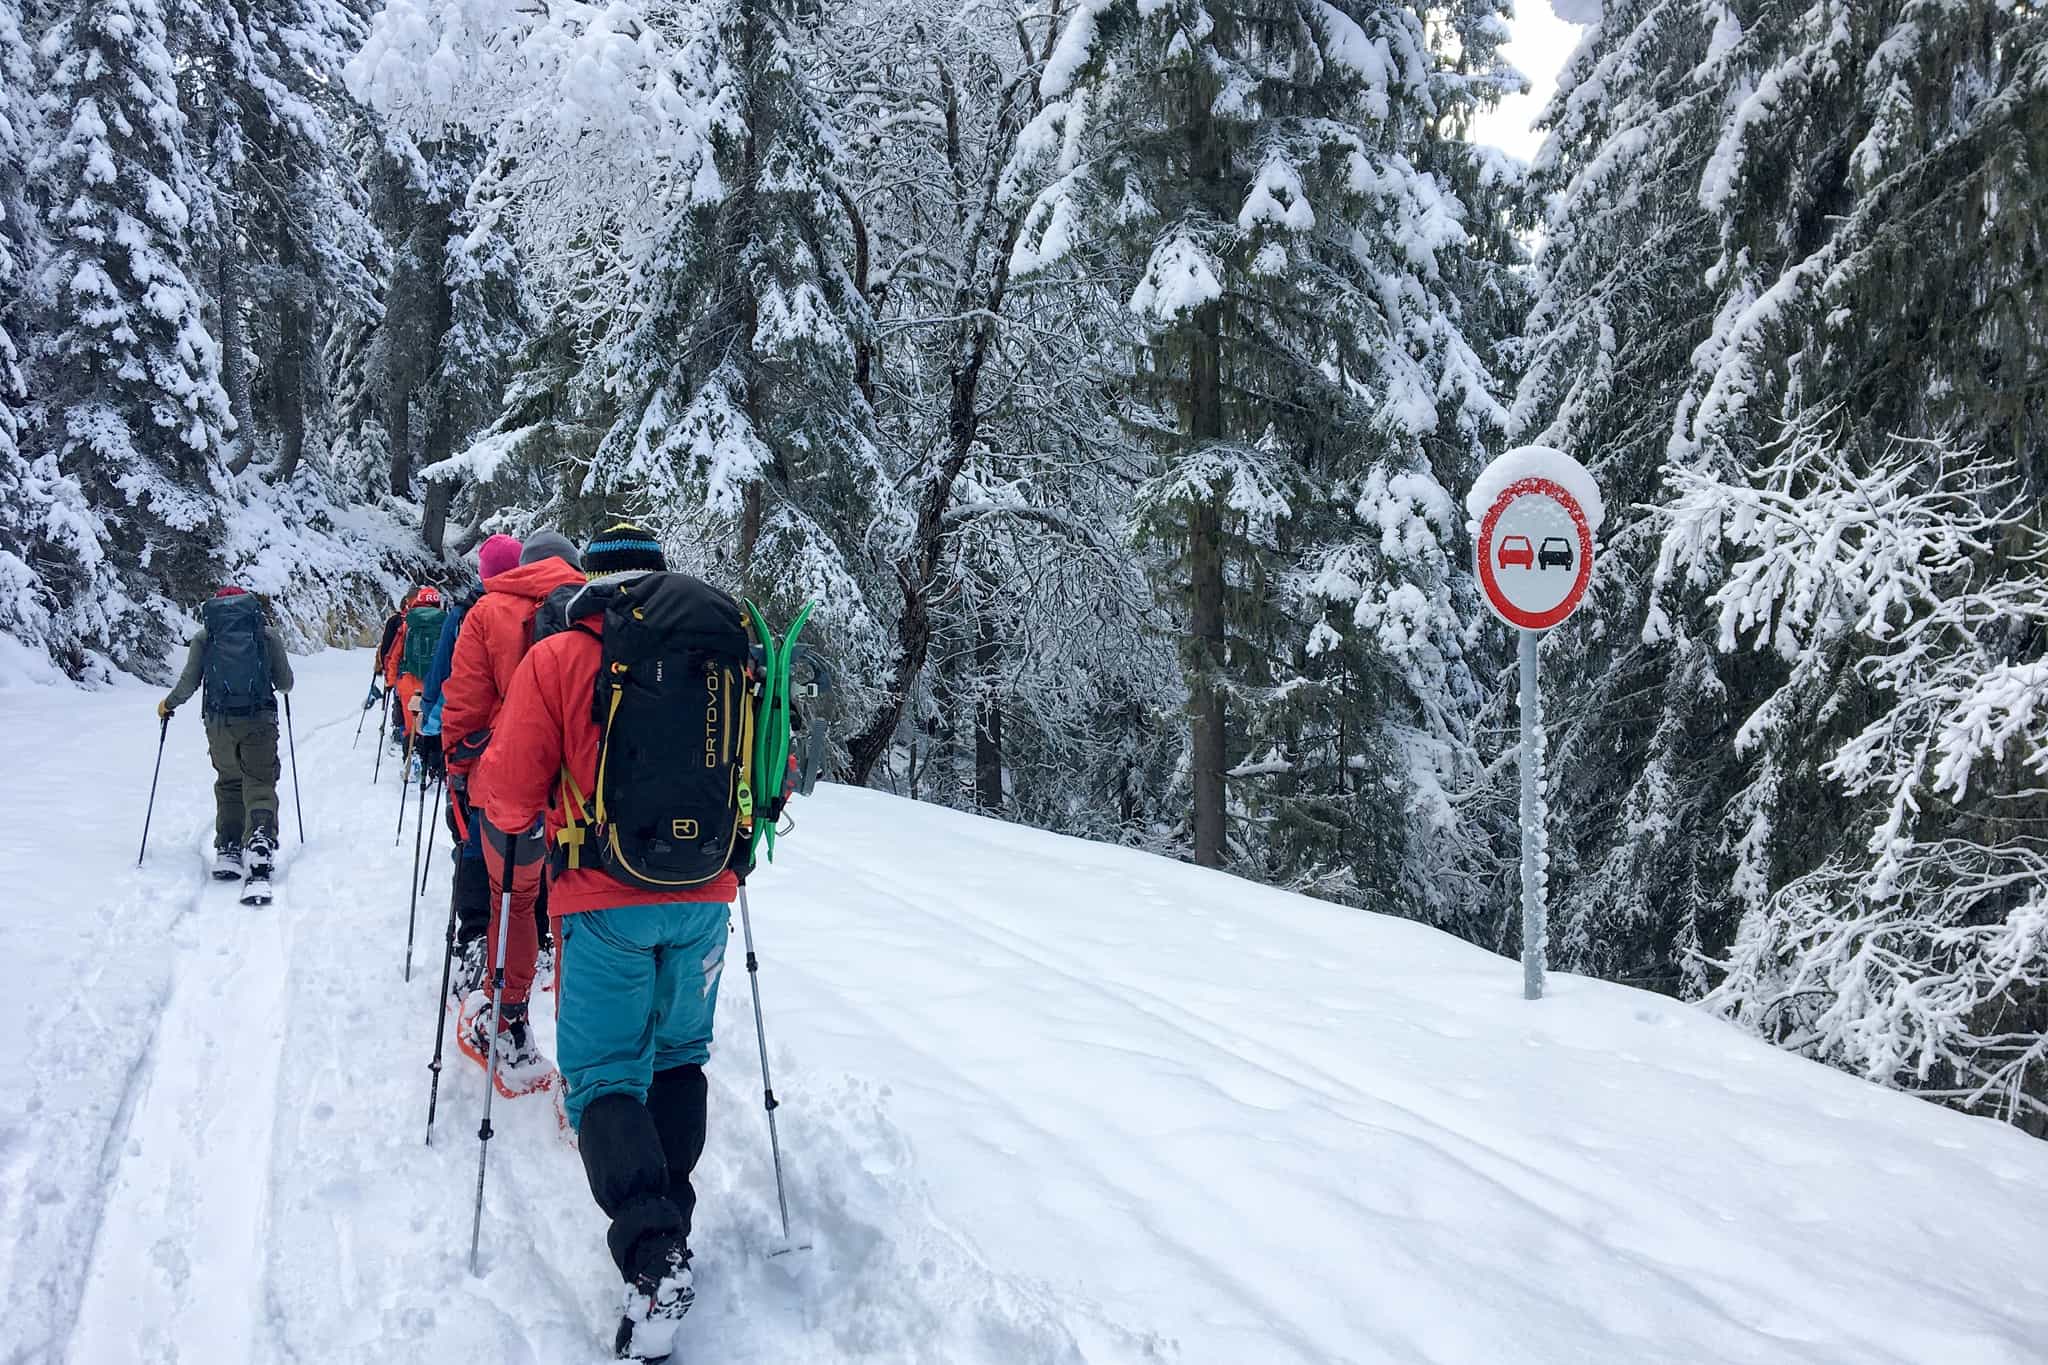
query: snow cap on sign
[{"left": 1466, "top": 445, "right": 1604, "bottom": 533}]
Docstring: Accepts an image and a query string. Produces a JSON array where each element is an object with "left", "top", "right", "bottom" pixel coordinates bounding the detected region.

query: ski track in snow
[{"left": 8, "top": 649, "right": 2048, "bottom": 1363}]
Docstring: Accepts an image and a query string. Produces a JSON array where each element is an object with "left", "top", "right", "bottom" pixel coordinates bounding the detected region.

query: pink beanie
[{"left": 477, "top": 533, "right": 523, "bottom": 580}]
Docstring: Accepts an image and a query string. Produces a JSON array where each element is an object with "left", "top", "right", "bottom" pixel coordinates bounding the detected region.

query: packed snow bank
[{"left": 8, "top": 650, "right": 2048, "bottom": 1364}]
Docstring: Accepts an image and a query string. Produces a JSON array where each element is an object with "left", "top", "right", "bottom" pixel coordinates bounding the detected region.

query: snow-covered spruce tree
[
  {"left": 326, "top": 125, "right": 521, "bottom": 557},
  {"left": 171, "top": 0, "right": 375, "bottom": 483},
  {"left": 1658, "top": 420, "right": 2048, "bottom": 1127},
  {"left": 29, "top": 0, "right": 234, "bottom": 674},
  {"left": 0, "top": 0, "right": 74, "bottom": 670},
  {"left": 813, "top": 0, "right": 1184, "bottom": 833},
  {"left": 352, "top": 0, "right": 888, "bottom": 683},
  {"left": 1519, "top": 0, "right": 2048, "bottom": 1009},
  {"left": 1011, "top": 0, "right": 1510, "bottom": 903}
]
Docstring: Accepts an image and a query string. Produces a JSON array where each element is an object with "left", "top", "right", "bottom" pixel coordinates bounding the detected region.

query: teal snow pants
[{"left": 555, "top": 901, "right": 731, "bottom": 1132}]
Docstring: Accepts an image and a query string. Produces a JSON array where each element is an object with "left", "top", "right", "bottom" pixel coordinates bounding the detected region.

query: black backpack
[
  {"left": 554, "top": 573, "right": 757, "bottom": 890},
  {"left": 200, "top": 594, "right": 273, "bottom": 717},
  {"left": 529, "top": 582, "right": 584, "bottom": 647}
]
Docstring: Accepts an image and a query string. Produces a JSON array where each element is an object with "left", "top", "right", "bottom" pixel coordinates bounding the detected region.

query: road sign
[
  {"left": 1474, "top": 476, "right": 1595, "bottom": 631},
  {"left": 1466, "top": 446, "right": 1602, "bottom": 1001}
]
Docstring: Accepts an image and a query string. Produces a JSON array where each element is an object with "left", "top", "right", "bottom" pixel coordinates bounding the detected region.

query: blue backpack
[{"left": 200, "top": 594, "right": 273, "bottom": 717}]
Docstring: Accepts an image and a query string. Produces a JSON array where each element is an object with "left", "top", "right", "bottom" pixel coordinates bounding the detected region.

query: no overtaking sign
[{"left": 1466, "top": 446, "right": 1602, "bottom": 1002}]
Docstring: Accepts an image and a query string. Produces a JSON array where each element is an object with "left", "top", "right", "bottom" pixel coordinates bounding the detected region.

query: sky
[{"left": 1468, "top": 0, "right": 1601, "bottom": 163}]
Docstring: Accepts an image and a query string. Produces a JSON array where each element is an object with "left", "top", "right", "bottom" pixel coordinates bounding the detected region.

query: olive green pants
[{"left": 206, "top": 713, "right": 281, "bottom": 849}]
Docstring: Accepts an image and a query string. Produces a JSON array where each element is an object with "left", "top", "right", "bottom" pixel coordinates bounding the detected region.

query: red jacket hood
[{"left": 483, "top": 556, "right": 585, "bottom": 603}]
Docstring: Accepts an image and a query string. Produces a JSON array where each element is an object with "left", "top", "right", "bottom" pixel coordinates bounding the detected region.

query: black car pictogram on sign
[{"left": 1538, "top": 537, "right": 1574, "bottom": 570}]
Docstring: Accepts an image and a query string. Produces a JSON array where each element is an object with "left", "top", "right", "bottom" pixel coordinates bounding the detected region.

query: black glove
[
  {"left": 363, "top": 682, "right": 384, "bottom": 710},
  {"left": 482, "top": 815, "right": 547, "bottom": 866}
]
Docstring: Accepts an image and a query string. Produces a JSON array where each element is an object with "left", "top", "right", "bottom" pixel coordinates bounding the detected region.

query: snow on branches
[{"left": 1662, "top": 418, "right": 2048, "bottom": 1125}]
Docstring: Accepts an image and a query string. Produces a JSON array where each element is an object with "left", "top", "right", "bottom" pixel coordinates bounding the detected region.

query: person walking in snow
[
  {"left": 389, "top": 586, "right": 446, "bottom": 763},
  {"left": 157, "top": 586, "right": 295, "bottom": 880},
  {"left": 474, "top": 524, "right": 740, "bottom": 1360},
  {"left": 441, "top": 531, "right": 585, "bottom": 1094},
  {"left": 419, "top": 557, "right": 491, "bottom": 998},
  {"left": 373, "top": 587, "right": 420, "bottom": 750}
]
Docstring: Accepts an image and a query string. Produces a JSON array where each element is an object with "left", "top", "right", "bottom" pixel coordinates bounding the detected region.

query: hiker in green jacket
[{"left": 158, "top": 586, "right": 295, "bottom": 880}]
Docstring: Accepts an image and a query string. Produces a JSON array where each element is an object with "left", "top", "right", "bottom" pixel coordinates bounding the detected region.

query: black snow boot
[{"left": 614, "top": 1243, "right": 693, "bottom": 1361}]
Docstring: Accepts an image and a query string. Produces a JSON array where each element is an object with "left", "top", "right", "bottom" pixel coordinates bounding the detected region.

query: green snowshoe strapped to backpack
[
  {"left": 399, "top": 604, "right": 446, "bottom": 679},
  {"left": 200, "top": 593, "right": 274, "bottom": 717},
  {"left": 554, "top": 573, "right": 759, "bottom": 890}
]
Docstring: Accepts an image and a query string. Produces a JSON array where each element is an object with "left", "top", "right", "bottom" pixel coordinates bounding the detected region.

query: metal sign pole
[{"left": 1519, "top": 628, "right": 1545, "bottom": 1001}]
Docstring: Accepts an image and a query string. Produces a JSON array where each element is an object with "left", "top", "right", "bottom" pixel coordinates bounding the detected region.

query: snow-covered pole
[
  {"left": 1469, "top": 444, "right": 1598, "bottom": 1005},
  {"left": 1519, "top": 629, "right": 1546, "bottom": 1001}
]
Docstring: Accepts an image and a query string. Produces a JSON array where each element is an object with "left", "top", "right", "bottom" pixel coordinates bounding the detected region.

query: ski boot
[
  {"left": 211, "top": 842, "right": 244, "bottom": 881},
  {"left": 615, "top": 1245, "right": 693, "bottom": 1361},
  {"left": 245, "top": 829, "right": 276, "bottom": 877}
]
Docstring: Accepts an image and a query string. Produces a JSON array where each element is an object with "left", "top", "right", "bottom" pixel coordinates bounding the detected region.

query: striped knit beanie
[{"left": 583, "top": 522, "right": 667, "bottom": 580}]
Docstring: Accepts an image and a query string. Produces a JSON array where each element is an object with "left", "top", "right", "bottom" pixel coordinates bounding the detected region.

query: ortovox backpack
[
  {"left": 200, "top": 593, "right": 273, "bottom": 717},
  {"left": 554, "top": 573, "right": 757, "bottom": 890},
  {"left": 399, "top": 605, "right": 446, "bottom": 679}
]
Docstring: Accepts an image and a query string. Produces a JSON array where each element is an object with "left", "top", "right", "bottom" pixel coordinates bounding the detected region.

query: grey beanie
[{"left": 519, "top": 529, "right": 582, "bottom": 571}]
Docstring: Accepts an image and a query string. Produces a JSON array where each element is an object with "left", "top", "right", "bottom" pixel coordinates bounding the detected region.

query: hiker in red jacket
[
  {"left": 475, "top": 524, "right": 737, "bottom": 1361},
  {"left": 440, "top": 532, "right": 585, "bottom": 1094}
]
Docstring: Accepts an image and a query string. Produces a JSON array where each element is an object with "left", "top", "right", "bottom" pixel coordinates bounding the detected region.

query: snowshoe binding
[
  {"left": 245, "top": 830, "right": 276, "bottom": 877},
  {"left": 211, "top": 843, "right": 244, "bottom": 881},
  {"left": 449, "top": 935, "right": 487, "bottom": 1002},
  {"left": 614, "top": 1246, "right": 693, "bottom": 1361},
  {"left": 240, "top": 866, "right": 274, "bottom": 907},
  {"left": 459, "top": 996, "right": 555, "bottom": 1098}
]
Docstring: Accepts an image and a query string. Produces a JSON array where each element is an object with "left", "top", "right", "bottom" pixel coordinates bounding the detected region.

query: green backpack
[{"left": 399, "top": 605, "right": 446, "bottom": 679}]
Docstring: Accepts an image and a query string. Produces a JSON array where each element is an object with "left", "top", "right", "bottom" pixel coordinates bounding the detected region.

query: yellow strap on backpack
[{"left": 557, "top": 764, "right": 590, "bottom": 869}]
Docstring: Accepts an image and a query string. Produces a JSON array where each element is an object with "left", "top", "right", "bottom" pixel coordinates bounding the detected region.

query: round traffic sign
[{"left": 1470, "top": 449, "right": 1599, "bottom": 631}]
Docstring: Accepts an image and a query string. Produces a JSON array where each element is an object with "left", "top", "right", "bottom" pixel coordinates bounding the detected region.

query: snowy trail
[
  {"left": 68, "top": 870, "right": 292, "bottom": 1365},
  {"left": 10, "top": 649, "right": 2048, "bottom": 1363}
]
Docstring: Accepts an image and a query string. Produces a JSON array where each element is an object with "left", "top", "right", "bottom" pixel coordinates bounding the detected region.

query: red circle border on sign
[{"left": 1476, "top": 477, "right": 1594, "bottom": 632}]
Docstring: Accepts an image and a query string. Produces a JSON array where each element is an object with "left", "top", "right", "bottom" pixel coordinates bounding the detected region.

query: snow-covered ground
[{"left": 7, "top": 649, "right": 2048, "bottom": 1364}]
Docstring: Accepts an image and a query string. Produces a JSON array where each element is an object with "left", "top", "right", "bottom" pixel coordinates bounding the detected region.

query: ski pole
[
  {"left": 420, "top": 774, "right": 444, "bottom": 896},
  {"left": 283, "top": 693, "right": 306, "bottom": 844},
  {"left": 353, "top": 691, "right": 371, "bottom": 749},
  {"left": 470, "top": 831, "right": 518, "bottom": 1274},
  {"left": 372, "top": 688, "right": 392, "bottom": 784},
  {"left": 137, "top": 714, "right": 170, "bottom": 867},
  {"left": 425, "top": 866, "right": 462, "bottom": 1146},
  {"left": 738, "top": 883, "right": 800, "bottom": 1250},
  {"left": 394, "top": 723, "right": 416, "bottom": 846},
  {"left": 404, "top": 771, "right": 431, "bottom": 980},
  {"left": 425, "top": 783, "right": 467, "bottom": 1146}
]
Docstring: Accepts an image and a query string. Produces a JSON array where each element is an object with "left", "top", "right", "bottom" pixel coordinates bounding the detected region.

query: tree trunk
[
  {"left": 421, "top": 477, "right": 455, "bottom": 558},
  {"left": 974, "top": 607, "right": 1003, "bottom": 812},
  {"left": 219, "top": 208, "right": 258, "bottom": 476},
  {"left": 1187, "top": 307, "right": 1227, "bottom": 868},
  {"left": 388, "top": 384, "right": 413, "bottom": 499},
  {"left": 273, "top": 217, "right": 308, "bottom": 483},
  {"left": 420, "top": 392, "right": 462, "bottom": 555}
]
